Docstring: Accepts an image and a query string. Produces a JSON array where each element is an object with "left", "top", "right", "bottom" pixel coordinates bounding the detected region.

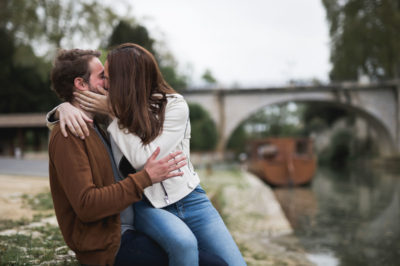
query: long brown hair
[{"left": 107, "top": 43, "right": 176, "bottom": 144}]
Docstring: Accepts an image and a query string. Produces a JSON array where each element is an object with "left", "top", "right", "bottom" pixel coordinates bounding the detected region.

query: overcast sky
[{"left": 108, "top": 0, "right": 331, "bottom": 88}]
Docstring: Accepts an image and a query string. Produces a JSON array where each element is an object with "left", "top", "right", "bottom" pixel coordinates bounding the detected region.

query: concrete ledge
[
  {"left": 201, "top": 168, "right": 314, "bottom": 265},
  {"left": 221, "top": 171, "right": 293, "bottom": 237}
]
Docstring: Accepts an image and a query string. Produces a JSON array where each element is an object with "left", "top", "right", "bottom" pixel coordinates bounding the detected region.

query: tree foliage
[
  {"left": 322, "top": 0, "right": 400, "bottom": 80},
  {"left": 0, "top": 29, "right": 59, "bottom": 113},
  {"left": 201, "top": 69, "right": 217, "bottom": 85},
  {"left": 108, "top": 21, "right": 155, "bottom": 54},
  {"left": 0, "top": 0, "right": 119, "bottom": 113},
  {"left": 302, "top": 102, "right": 349, "bottom": 129},
  {"left": 1, "top": 0, "right": 119, "bottom": 52},
  {"left": 188, "top": 103, "right": 217, "bottom": 151},
  {"left": 106, "top": 20, "right": 187, "bottom": 91},
  {"left": 0, "top": 0, "right": 188, "bottom": 113}
]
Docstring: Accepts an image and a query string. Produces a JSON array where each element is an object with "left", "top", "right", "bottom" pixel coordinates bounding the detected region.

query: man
[{"left": 48, "top": 49, "right": 227, "bottom": 266}]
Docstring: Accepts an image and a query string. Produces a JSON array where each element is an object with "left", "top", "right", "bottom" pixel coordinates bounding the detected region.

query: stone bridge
[{"left": 182, "top": 82, "right": 400, "bottom": 156}]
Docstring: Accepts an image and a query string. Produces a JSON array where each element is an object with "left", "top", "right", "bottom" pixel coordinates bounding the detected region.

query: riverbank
[
  {"left": 200, "top": 167, "right": 314, "bottom": 266},
  {"left": 0, "top": 169, "right": 314, "bottom": 265}
]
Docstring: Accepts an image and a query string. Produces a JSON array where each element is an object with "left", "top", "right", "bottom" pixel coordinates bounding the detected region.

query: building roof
[{"left": 0, "top": 113, "right": 47, "bottom": 128}]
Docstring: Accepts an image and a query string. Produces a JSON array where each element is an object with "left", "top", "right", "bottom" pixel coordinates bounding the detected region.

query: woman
[{"left": 63, "top": 43, "right": 246, "bottom": 266}]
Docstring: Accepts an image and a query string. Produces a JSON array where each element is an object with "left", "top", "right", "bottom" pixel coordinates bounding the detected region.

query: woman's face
[{"left": 103, "top": 60, "right": 110, "bottom": 90}]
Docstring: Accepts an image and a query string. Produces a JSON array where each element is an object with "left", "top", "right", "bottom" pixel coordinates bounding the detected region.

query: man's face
[{"left": 87, "top": 57, "right": 105, "bottom": 93}]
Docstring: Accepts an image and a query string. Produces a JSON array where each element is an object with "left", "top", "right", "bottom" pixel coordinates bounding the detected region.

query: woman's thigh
[{"left": 134, "top": 199, "right": 198, "bottom": 252}]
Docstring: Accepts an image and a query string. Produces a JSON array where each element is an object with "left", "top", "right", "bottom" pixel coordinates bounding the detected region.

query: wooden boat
[{"left": 247, "top": 138, "right": 317, "bottom": 186}]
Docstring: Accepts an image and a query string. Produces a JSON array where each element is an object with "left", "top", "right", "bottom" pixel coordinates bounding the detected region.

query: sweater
[{"left": 48, "top": 124, "right": 152, "bottom": 265}]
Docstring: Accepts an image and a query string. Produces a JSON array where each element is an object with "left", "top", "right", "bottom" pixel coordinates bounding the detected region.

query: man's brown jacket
[{"left": 48, "top": 124, "right": 152, "bottom": 265}]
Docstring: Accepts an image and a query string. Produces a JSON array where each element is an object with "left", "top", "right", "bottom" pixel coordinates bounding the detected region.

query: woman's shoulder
[
  {"left": 166, "top": 93, "right": 183, "bottom": 99},
  {"left": 166, "top": 93, "right": 187, "bottom": 105},
  {"left": 165, "top": 94, "right": 188, "bottom": 117}
]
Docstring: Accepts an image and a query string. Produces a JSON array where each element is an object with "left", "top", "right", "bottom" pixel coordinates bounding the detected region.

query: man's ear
[{"left": 74, "top": 77, "right": 88, "bottom": 91}]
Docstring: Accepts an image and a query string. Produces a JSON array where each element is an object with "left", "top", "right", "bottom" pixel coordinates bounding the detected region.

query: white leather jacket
[{"left": 107, "top": 94, "right": 200, "bottom": 208}]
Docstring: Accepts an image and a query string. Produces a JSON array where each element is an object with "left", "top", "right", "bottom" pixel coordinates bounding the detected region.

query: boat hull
[
  {"left": 247, "top": 138, "right": 317, "bottom": 186},
  {"left": 248, "top": 157, "right": 316, "bottom": 186}
]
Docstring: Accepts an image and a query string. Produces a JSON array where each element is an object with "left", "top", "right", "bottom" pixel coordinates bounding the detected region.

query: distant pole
[
  {"left": 396, "top": 81, "right": 400, "bottom": 154},
  {"left": 215, "top": 90, "right": 226, "bottom": 159}
]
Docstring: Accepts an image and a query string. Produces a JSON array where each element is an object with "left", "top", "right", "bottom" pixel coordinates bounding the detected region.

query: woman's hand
[
  {"left": 144, "top": 147, "right": 187, "bottom": 184},
  {"left": 57, "top": 102, "right": 93, "bottom": 138},
  {"left": 74, "top": 86, "right": 112, "bottom": 116}
]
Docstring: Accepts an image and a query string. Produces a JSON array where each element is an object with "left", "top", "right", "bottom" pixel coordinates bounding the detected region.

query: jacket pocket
[{"left": 72, "top": 218, "right": 117, "bottom": 252}]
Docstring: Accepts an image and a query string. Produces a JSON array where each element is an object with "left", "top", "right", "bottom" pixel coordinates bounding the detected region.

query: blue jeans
[
  {"left": 114, "top": 230, "right": 228, "bottom": 266},
  {"left": 134, "top": 185, "right": 247, "bottom": 266}
]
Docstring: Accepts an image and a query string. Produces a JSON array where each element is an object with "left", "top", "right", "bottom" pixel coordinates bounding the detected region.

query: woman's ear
[{"left": 74, "top": 77, "right": 87, "bottom": 91}]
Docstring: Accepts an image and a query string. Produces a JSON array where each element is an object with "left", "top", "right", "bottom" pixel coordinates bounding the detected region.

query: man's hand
[
  {"left": 57, "top": 103, "right": 93, "bottom": 139},
  {"left": 144, "top": 148, "right": 187, "bottom": 184},
  {"left": 73, "top": 86, "right": 112, "bottom": 116}
]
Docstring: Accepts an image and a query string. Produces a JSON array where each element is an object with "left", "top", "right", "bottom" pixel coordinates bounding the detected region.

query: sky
[{"left": 107, "top": 0, "right": 331, "bottom": 88}]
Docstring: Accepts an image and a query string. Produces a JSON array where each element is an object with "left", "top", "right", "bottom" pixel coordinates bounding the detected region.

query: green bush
[{"left": 189, "top": 103, "right": 218, "bottom": 151}]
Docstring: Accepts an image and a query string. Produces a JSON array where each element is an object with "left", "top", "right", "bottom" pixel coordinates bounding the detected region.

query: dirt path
[{"left": 0, "top": 174, "right": 50, "bottom": 220}]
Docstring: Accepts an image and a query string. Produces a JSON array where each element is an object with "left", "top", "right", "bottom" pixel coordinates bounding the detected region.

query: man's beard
[
  {"left": 88, "top": 83, "right": 98, "bottom": 94},
  {"left": 89, "top": 83, "right": 109, "bottom": 94}
]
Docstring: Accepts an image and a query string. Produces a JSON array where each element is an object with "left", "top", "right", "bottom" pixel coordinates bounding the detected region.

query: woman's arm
[
  {"left": 46, "top": 102, "right": 93, "bottom": 138},
  {"left": 108, "top": 96, "right": 189, "bottom": 170},
  {"left": 73, "top": 87, "right": 113, "bottom": 117},
  {"left": 46, "top": 86, "right": 110, "bottom": 139}
]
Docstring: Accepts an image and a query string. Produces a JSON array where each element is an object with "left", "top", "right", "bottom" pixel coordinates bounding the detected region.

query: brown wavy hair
[
  {"left": 51, "top": 49, "right": 101, "bottom": 102},
  {"left": 107, "top": 43, "right": 176, "bottom": 145}
]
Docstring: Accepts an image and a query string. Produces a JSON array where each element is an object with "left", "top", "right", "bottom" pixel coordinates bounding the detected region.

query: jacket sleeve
[
  {"left": 46, "top": 105, "right": 60, "bottom": 130},
  {"left": 107, "top": 96, "right": 189, "bottom": 170},
  {"left": 49, "top": 130, "right": 152, "bottom": 222}
]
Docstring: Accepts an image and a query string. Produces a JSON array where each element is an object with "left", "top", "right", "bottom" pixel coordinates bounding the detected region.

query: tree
[
  {"left": 107, "top": 20, "right": 156, "bottom": 54},
  {"left": 188, "top": 103, "right": 217, "bottom": 151},
  {"left": 302, "top": 102, "right": 349, "bottom": 131},
  {"left": 0, "top": 29, "right": 59, "bottom": 113},
  {"left": 201, "top": 69, "right": 217, "bottom": 86},
  {"left": 106, "top": 20, "right": 187, "bottom": 91},
  {"left": 322, "top": 0, "right": 400, "bottom": 81},
  {"left": 1, "top": 0, "right": 119, "bottom": 56}
]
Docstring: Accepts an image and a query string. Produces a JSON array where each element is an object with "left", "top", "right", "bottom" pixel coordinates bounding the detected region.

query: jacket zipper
[
  {"left": 160, "top": 114, "right": 190, "bottom": 205},
  {"left": 160, "top": 182, "right": 170, "bottom": 205}
]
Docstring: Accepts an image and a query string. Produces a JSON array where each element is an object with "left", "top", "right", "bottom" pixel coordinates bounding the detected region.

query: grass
[
  {"left": 0, "top": 218, "right": 31, "bottom": 232},
  {"left": 0, "top": 227, "right": 78, "bottom": 265},
  {"left": 0, "top": 191, "right": 78, "bottom": 265},
  {"left": 1, "top": 167, "right": 310, "bottom": 266},
  {"left": 22, "top": 192, "right": 54, "bottom": 211}
]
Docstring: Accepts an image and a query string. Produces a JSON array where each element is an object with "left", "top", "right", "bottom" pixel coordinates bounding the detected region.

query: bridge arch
[
  {"left": 183, "top": 83, "right": 400, "bottom": 156},
  {"left": 227, "top": 99, "right": 394, "bottom": 156}
]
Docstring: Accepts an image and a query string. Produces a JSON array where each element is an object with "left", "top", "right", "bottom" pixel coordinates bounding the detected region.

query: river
[{"left": 273, "top": 166, "right": 400, "bottom": 266}]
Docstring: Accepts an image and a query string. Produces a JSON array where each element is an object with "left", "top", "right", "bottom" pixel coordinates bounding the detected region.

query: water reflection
[{"left": 273, "top": 167, "right": 400, "bottom": 266}]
